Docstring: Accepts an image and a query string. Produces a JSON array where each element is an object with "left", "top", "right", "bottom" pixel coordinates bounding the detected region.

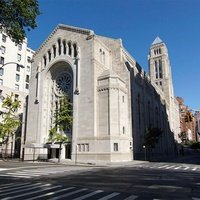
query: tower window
[
  {"left": 155, "top": 60, "right": 158, "bottom": 79},
  {"left": 159, "top": 59, "right": 163, "bottom": 78}
]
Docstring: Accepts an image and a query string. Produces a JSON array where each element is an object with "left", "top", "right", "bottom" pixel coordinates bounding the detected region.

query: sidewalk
[{"left": 48, "top": 158, "right": 149, "bottom": 167}]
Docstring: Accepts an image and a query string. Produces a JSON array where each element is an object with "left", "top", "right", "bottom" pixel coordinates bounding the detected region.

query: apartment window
[
  {"left": 14, "top": 94, "right": 19, "bottom": 100},
  {"left": 0, "top": 67, "right": 4, "bottom": 76},
  {"left": 2, "top": 34, "right": 6, "bottom": 43},
  {"left": 114, "top": 143, "right": 118, "bottom": 151},
  {"left": 26, "top": 75, "right": 29, "bottom": 83},
  {"left": 27, "top": 56, "right": 32, "bottom": 63},
  {"left": 17, "top": 54, "right": 21, "bottom": 62},
  {"left": 122, "top": 95, "right": 125, "bottom": 103},
  {"left": 16, "top": 64, "right": 21, "bottom": 72},
  {"left": 0, "top": 79, "right": 3, "bottom": 85},
  {"left": 15, "top": 84, "right": 19, "bottom": 90},
  {"left": 0, "top": 56, "right": 4, "bottom": 65},
  {"left": 16, "top": 74, "right": 20, "bottom": 82},
  {"left": 0, "top": 90, "right": 3, "bottom": 102},
  {"left": 18, "top": 44, "right": 22, "bottom": 51},
  {"left": 1, "top": 46, "right": 5, "bottom": 54},
  {"left": 27, "top": 65, "right": 30, "bottom": 72},
  {"left": 25, "top": 83, "right": 29, "bottom": 89}
]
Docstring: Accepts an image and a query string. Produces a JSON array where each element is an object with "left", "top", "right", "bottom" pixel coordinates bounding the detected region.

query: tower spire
[{"left": 152, "top": 36, "right": 163, "bottom": 45}]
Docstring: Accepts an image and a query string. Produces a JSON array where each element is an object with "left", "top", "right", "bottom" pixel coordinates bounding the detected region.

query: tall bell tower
[
  {"left": 148, "top": 36, "right": 175, "bottom": 128},
  {"left": 149, "top": 37, "right": 174, "bottom": 105}
]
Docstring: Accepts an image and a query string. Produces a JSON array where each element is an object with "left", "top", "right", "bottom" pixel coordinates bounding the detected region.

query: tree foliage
[
  {"left": 178, "top": 132, "right": 188, "bottom": 144},
  {"left": 0, "top": 0, "right": 40, "bottom": 44},
  {"left": 0, "top": 93, "right": 21, "bottom": 145},
  {"left": 143, "top": 125, "right": 163, "bottom": 149},
  {"left": 48, "top": 95, "right": 72, "bottom": 162}
]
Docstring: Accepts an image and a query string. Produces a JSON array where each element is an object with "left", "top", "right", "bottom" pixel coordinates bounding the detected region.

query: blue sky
[{"left": 27, "top": 0, "right": 200, "bottom": 110}]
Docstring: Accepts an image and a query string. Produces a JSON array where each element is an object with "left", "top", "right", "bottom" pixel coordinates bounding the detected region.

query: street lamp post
[
  {"left": 143, "top": 145, "right": 147, "bottom": 161},
  {"left": 0, "top": 62, "right": 24, "bottom": 69}
]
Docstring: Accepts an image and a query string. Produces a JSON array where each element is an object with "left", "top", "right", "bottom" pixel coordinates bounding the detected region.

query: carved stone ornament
[{"left": 54, "top": 71, "right": 72, "bottom": 96}]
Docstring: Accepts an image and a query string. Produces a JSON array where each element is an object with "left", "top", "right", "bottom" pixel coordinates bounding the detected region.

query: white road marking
[
  {"left": 72, "top": 190, "right": 103, "bottom": 200},
  {"left": 97, "top": 192, "right": 120, "bottom": 200},
  {"left": 48, "top": 188, "right": 88, "bottom": 200}
]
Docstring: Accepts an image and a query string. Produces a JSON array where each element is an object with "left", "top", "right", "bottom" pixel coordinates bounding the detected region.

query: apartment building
[{"left": 0, "top": 32, "right": 34, "bottom": 158}]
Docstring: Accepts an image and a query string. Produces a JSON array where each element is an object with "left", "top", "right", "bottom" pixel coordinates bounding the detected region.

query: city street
[{"left": 0, "top": 156, "right": 200, "bottom": 200}]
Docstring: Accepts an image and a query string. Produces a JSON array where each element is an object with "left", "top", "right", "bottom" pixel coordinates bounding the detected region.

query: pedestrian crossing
[
  {"left": 0, "top": 166, "right": 87, "bottom": 179},
  {"left": 135, "top": 163, "right": 200, "bottom": 172},
  {"left": 0, "top": 182, "right": 138, "bottom": 200}
]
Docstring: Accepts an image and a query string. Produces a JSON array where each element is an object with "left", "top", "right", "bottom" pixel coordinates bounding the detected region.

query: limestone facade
[{"left": 24, "top": 25, "right": 178, "bottom": 162}]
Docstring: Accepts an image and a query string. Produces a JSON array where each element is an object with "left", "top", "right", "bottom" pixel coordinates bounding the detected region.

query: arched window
[
  {"left": 73, "top": 43, "right": 77, "bottom": 58},
  {"left": 48, "top": 50, "right": 51, "bottom": 62},
  {"left": 68, "top": 42, "right": 72, "bottom": 56},
  {"left": 43, "top": 55, "right": 47, "bottom": 67},
  {"left": 58, "top": 39, "right": 61, "bottom": 55},
  {"left": 53, "top": 45, "right": 56, "bottom": 58},
  {"left": 63, "top": 40, "right": 66, "bottom": 55}
]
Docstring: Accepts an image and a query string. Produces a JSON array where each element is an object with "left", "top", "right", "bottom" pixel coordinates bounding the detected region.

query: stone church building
[{"left": 23, "top": 24, "right": 180, "bottom": 162}]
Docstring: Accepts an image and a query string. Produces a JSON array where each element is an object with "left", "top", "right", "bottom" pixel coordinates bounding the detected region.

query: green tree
[
  {"left": 48, "top": 95, "right": 72, "bottom": 163},
  {"left": 0, "top": 93, "right": 21, "bottom": 158},
  {"left": 0, "top": 0, "right": 40, "bottom": 44},
  {"left": 178, "top": 132, "right": 188, "bottom": 144}
]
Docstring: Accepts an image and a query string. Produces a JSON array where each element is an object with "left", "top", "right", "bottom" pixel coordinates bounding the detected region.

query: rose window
[{"left": 54, "top": 72, "right": 72, "bottom": 95}]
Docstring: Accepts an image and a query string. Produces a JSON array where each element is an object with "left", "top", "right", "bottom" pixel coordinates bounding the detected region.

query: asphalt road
[{"left": 0, "top": 152, "right": 199, "bottom": 200}]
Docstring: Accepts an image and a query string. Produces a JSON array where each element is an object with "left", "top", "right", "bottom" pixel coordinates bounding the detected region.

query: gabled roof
[{"left": 152, "top": 36, "right": 163, "bottom": 45}]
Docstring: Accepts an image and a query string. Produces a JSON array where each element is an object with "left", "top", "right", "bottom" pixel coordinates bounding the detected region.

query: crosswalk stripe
[
  {"left": 72, "top": 190, "right": 103, "bottom": 200},
  {"left": 174, "top": 166, "right": 181, "bottom": 170},
  {"left": 192, "top": 167, "right": 197, "bottom": 171},
  {"left": 6, "top": 172, "right": 40, "bottom": 177},
  {"left": 48, "top": 188, "right": 88, "bottom": 200},
  {"left": 28, "top": 187, "right": 75, "bottom": 200},
  {"left": 183, "top": 167, "right": 189, "bottom": 170},
  {"left": 2, "top": 185, "right": 61, "bottom": 200},
  {"left": 123, "top": 194, "right": 138, "bottom": 200},
  {"left": 0, "top": 182, "right": 31, "bottom": 190},
  {"left": 97, "top": 192, "right": 120, "bottom": 200},
  {"left": 165, "top": 165, "right": 176, "bottom": 169},
  {"left": 3, "top": 174, "right": 31, "bottom": 178},
  {"left": 158, "top": 165, "right": 169, "bottom": 168},
  {"left": 0, "top": 183, "right": 42, "bottom": 196},
  {"left": 0, "top": 168, "right": 8, "bottom": 171}
]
